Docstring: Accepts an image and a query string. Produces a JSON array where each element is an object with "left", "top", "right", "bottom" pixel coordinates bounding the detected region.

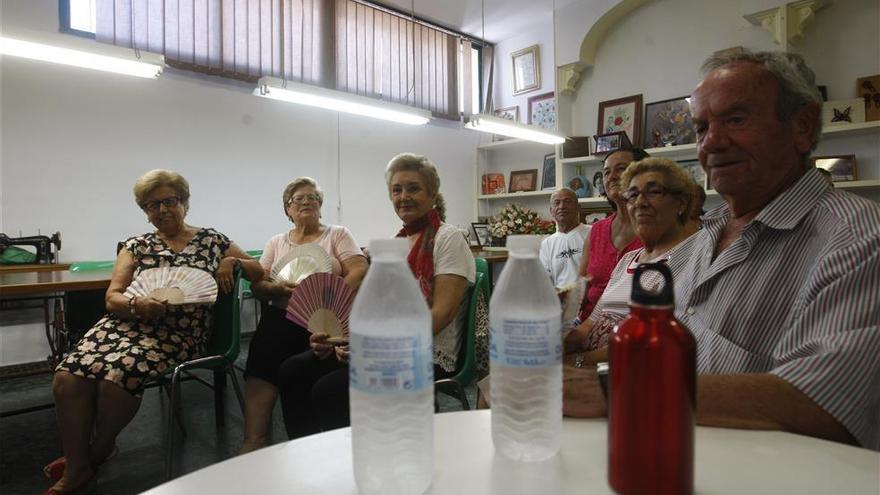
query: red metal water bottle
[{"left": 608, "top": 263, "right": 696, "bottom": 495}]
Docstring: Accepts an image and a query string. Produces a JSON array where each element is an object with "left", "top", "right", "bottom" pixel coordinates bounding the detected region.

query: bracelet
[{"left": 128, "top": 296, "right": 138, "bottom": 317}]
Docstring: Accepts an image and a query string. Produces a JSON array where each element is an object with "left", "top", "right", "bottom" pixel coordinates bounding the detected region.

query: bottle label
[
  {"left": 349, "top": 334, "right": 433, "bottom": 394},
  {"left": 489, "top": 318, "right": 561, "bottom": 368}
]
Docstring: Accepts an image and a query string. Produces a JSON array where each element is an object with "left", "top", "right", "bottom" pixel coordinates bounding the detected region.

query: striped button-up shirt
[{"left": 668, "top": 168, "right": 880, "bottom": 450}]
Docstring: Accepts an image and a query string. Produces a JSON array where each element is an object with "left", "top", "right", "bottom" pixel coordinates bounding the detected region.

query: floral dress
[{"left": 56, "top": 228, "right": 231, "bottom": 397}]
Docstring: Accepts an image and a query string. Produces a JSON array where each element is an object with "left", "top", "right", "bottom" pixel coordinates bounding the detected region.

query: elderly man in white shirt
[{"left": 539, "top": 188, "right": 590, "bottom": 288}]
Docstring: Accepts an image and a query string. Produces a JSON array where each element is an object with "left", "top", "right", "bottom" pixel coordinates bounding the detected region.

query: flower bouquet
[{"left": 488, "top": 204, "right": 555, "bottom": 246}]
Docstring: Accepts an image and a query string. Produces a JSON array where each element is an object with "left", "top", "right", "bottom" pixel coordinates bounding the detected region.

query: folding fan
[
  {"left": 271, "top": 244, "right": 333, "bottom": 285},
  {"left": 285, "top": 272, "right": 356, "bottom": 342},
  {"left": 558, "top": 277, "right": 587, "bottom": 327},
  {"left": 124, "top": 266, "right": 217, "bottom": 305}
]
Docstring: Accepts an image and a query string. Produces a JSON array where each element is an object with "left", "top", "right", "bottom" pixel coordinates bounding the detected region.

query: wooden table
[{"left": 0, "top": 263, "right": 71, "bottom": 274}]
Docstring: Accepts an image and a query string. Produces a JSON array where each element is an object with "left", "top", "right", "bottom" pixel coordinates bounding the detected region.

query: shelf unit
[{"left": 474, "top": 138, "right": 556, "bottom": 220}]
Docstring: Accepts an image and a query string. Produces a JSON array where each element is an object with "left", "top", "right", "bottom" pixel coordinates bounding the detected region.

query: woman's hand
[
  {"left": 334, "top": 345, "right": 350, "bottom": 363},
  {"left": 310, "top": 332, "right": 334, "bottom": 360},
  {"left": 215, "top": 256, "right": 240, "bottom": 294},
  {"left": 135, "top": 296, "right": 167, "bottom": 320}
]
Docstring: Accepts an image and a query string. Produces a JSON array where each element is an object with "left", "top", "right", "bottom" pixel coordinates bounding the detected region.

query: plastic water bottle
[
  {"left": 490, "top": 235, "right": 562, "bottom": 462},
  {"left": 608, "top": 263, "right": 696, "bottom": 495},
  {"left": 349, "top": 238, "right": 434, "bottom": 495}
]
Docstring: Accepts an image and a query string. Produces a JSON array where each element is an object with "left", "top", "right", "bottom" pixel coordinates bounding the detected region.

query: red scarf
[{"left": 396, "top": 208, "right": 441, "bottom": 303}]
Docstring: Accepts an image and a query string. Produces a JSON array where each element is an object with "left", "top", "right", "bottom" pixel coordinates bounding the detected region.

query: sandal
[
  {"left": 43, "top": 445, "right": 119, "bottom": 482},
  {"left": 41, "top": 473, "right": 97, "bottom": 495}
]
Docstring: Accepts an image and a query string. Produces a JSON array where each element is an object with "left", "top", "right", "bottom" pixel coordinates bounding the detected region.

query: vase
[{"left": 491, "top": 236, "right": 506, "bottom": 247}]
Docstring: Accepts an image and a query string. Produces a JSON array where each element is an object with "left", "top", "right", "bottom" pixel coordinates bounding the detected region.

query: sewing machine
[{"left": 0, "top": 232, "right": 62, "bottom": 264}]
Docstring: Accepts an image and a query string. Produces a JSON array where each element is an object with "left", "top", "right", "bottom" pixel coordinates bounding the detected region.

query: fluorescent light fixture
[
  {"left": 465, "top": 114, "right": 566, "bottom": 145},
  {"left": 0, "top": 36, "right": 163, "bottom": 79},
  {"left": 254, "top": 76, "right": 431, "bottom": 126}
]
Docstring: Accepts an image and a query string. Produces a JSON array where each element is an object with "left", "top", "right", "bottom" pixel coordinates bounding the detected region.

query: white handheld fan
[
  {"left": 285, "top": 272, "right": 355, "bottom": 343},
  {"left": 271, "top": 244, "right": 333, "bottom": 285},
  {"left": 124, "top": 267, "right": 217, "bottom": 305}
]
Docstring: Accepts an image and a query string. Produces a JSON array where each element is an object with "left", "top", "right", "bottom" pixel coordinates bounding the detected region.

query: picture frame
[
  {"left": 493, "top": 105, "right": 520, "bottom": 122},
  {"left": 677, "top": 159, "right": 708, "bottom": 190},
  {"left": 541, "top": 153, "right": 556, "bottom": 190},
  {"left": 857, "top": 74, "right": 880, "bottom": 121},
  {"left": 528, "top": 92, "right": 556, "bottom": 130},
  {"left": 597, "top": 94, "right": 643, "bottom": 147},
  {"left": 811, "top": 155, "right": 858, "bottom": 182},
  {"left": 822, "top": 98, "right": 865, "bottom": 126},
  {"left": 471, "top": 223, "right": 491, "bottom": 248},
  {"left": 511, "top": 45, "right": 541, "bottom": 95},
  {"left": 580, "top": 207, "right": 612, "bottom": 225},
  {"left": 591, "top": 171, "right": 605, "bottom": 197},
  {"left": 643, "top": 96, "right": 696, "bottom": 148},
  {"left": 481, "top": 173, "right": 506, "bottom": 195},
  {"left": 593, "top": 131, "right": 632, "bottom": 156},
  {"left": 568, "top": 175, "right": 591, "bottom": 198},
  {"left": 509, "top": 169, "right": 538, "bottom": 192}
]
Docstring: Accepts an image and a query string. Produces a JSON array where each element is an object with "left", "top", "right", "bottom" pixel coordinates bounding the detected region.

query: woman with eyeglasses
[
  {"left": 46, "top": 169, "right": 262, "bottom": 495},
  {"left": 565, "top": 158, "right": 697, "bottom": 355},
  {"left": 274, "top": 153, "right": 474, "bottom": 440},
  {"left": 240, "top": 177, "right": 367, "bottom": 454}
]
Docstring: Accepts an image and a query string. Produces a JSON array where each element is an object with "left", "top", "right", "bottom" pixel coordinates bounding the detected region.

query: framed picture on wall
[
  {"left": 643, "top": 96, "right": 695, "bottom": 148},
  {"left": 509, "top": 169, "right": 538, "bottom": 192},
  {"left": 528, "top": 92, "right": 556, "bottom": 130},
  {"left": 511, "top": 45, "right": 541, "bottom": 95},
  {"left": 593, "top": 131, "right": 632, "bottom": 156},
  {"left": 597, "top": 94, "right": 643, "bottom": 147},
  {"left": 493, "top": 105, "right": 520, "bottom": 122},
  {"left": 541, "top": 153, "right": 556, "bottom": 190},
  {"left": 811, "top": 154, "right": 857, "bottom": 182},
  {"left": 822, "top": 98, "right": 865, "bottom": 126}
]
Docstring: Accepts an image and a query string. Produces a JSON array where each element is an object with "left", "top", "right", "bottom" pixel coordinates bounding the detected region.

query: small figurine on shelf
[{"left": 568, "top": 175, "right": 591, "bottom": 198}]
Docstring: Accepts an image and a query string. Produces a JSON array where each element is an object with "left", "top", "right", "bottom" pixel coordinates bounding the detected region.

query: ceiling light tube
[
  {"left": 0, "top": 36, "right": 163, "bottom": 79},
  {"left": 465, "top": 114, "right": 566, "bottom": 144},
  {"left": 254, "top": 76, "right": 431, "bottom": 126}
]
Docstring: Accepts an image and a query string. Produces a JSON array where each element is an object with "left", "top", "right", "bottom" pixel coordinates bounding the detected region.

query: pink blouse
[{"left": 582, "top": 214, "right": 643, "bottom": 318}]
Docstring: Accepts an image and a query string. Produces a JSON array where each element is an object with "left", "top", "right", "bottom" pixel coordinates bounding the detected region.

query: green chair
[
  {"left": 434, "top": 257, "right": 490, "bottom": 410},
  {"left": 240, "top": 250, "right": 263, "bottom": 329},
  {"left": 163, "top": 267, "right": 245, "bottom": 480}
]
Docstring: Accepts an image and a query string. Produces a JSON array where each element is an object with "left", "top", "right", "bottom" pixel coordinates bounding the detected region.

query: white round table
[{"left": 143, "top": 410, "right": 879, "bottom": 494}]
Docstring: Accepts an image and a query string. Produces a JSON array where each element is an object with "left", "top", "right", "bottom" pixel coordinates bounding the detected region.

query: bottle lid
[
  {"left": 506, "top": 235, "right": 542, "bottom": 255},
  {"left": 369, "top": 238, "right": 409, "bottom": 260},
  {"left": 629, "top": 262, "right": 674, "bottom": 306}
]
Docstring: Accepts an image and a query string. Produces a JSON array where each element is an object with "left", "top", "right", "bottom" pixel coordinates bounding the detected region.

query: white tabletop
[{"left": 144, "top": 410, "right": 880, "bottom": 495}]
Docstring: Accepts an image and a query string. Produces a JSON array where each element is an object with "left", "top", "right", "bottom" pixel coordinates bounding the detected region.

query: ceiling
[{"left": 376, "top": 0, "right": 577, "bottom": 43}]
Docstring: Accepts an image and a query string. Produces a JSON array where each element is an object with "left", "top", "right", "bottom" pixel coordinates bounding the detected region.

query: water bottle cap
[
  {"left": 506, "top": 235, "right": 542, "bottom": 255},
  {"left": 629, "top": 262, "right": 674, "bottom": 306},
  {"left": 369, "top": 238, "right": 409, "bottom": 260}
]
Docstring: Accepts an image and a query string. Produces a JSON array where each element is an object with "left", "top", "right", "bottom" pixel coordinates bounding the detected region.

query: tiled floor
[{"left": 0, "top": 335, "right": 476, "bottom": 495}]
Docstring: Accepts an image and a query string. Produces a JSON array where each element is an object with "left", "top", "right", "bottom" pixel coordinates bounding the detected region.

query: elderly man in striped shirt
[{"left": 563, "top": 50, "right": 879, "bottom": 451}]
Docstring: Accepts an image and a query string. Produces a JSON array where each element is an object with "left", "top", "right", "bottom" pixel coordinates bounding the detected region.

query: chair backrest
[
  {"left": 206, "top": 267, "right": 242, "bottom": 361},
  {"left": 447, "top": 257, "right": 490, "bottom": 386}
]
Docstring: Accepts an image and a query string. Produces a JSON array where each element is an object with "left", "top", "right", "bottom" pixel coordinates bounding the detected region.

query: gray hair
[
  {"left": 384, "top": 153, "right": 446, "bottom": 221},
  {"left": 551, "top": 187, "right": 578, "bottom": 201},
  {"left": 701, "top": 50, "right": 822, "bottom": 150},
  {"left": 133, "top": 169, "right": 190, "bottom": 210},
  {"left": 282, "top": 177, "right": 324, "bottom": 220}
]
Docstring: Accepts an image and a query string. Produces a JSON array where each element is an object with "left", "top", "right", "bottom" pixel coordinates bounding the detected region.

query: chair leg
[
  {"left": 227, "top": 364, "right": 245, "bottom": 414},
  {"left": 213, "top": 370, "right": 227, "bottom": 427},
  {"left": 161, "top": 379, "right": 186, "bottom": 436},
  {"left": 165, "top": 368, "right": 184, "bottom": 480}
]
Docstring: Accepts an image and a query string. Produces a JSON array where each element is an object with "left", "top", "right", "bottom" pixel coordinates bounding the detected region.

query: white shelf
[
  {"left": 558, "top": 121, "right": 879, "bottom": 166},
  {"left": 478, "top": 190, "right": 554, "bottom": 200},
  {"left": 477, "top": 139, "right": 555, "bottom": 151}
]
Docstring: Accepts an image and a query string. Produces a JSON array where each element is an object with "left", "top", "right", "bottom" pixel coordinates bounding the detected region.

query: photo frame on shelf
[
  {"left": 580, "top": 207, "right": 612, "bottom": 225},
  {"left": 528, "top": 92, "right": 556, "bottom": 130},
  {"left": 481, "top": 173, "right": 506, "bottom": 195},
  {"left": 597, "top": 94, "right": 643, "bottom": 147},
  {"left": 822, "top": 98, "right": 865, "bottom": 126},
  {"left": 493, "top": 105, "right": 520, "bottom": 122},
  {"left": 677, "top": 159, "right": 708, "bottom": 190},
  {"left": 643, "top": 96, "right": 695, "bottom": 148},
  {"left": 511, "top": 45, "right": 541, "bottom": 95},
  {"left": 471, "top": 223, "right": 491, "bottom": 248},
  {"left": 568, "top": 175, "right": 591, "bottom": 198},
  {"left": 592, "top": 171, "right": 605, "bottom": 197},
  {"left": 811, "top": 155, "right": 857, "bottom": 182},
  {"left": 541, "top": 153, "right": 556, "bottom": 190},
  {"left": 593, "top": 131, "right": 632, "bottom": 156},
  {"left": 509, "top": 169, "right": 539, "bottom": 192},
  {"left": 857, "top": 74, "right": 880, "bottom": 121}
]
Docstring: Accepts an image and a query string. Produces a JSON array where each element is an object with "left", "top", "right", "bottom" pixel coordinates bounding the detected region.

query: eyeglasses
[
  {"left": 287, "top": 193, "right": 321, "bottom": 205},
  {"left": 622, "top": 184, "right": 676, "bottom": 204},
  {"left": 144, "top": 197, "right": 180, "bottom": 212}
]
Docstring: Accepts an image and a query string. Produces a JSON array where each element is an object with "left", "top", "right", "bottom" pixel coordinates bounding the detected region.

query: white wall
[
  {"left": 0, "top": 0, "right": 480, "bottom": 365},
  {"left": 490, "top": 15, "right": 556, "bottom": 121}
]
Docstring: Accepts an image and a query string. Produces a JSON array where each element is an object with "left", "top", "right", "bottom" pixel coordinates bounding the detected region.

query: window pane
[
  {"left": 69, "top": 0, "right": 96, "bottom": 33},
  {"left": 471, "top": 46, "right": 480, "bottom": 114}
]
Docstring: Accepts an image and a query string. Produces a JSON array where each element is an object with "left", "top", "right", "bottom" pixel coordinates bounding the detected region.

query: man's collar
[{"left": 703, "top": 168, "right": 831, "bottom": 231}]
